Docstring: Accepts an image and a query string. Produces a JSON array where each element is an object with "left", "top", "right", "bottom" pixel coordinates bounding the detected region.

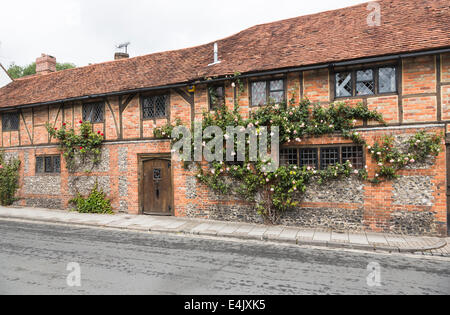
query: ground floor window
[
  {"left": 36, "top": 155, "right": 61, "bottom": 174},
  {"left": 280, "top": 145, "right": 364, "bottom": 170}
]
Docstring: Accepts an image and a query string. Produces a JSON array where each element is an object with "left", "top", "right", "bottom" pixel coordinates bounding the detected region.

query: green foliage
[
  {"left": 367, "top": 131, "right": 443, "bottom": 183},
  {"left": 69, "top": 183, "right": 113, "bottom": 214},
  {"left": 0, "top": 152, "right": 21, "bottom": 206},
  {"left": 7, "top": 61, "right": 76, "bottom": 79},
  {"left": 46, "top": 121, "right": 104, "bottom": 172},
  {"left": 153, "top": 119, "right": 183, "bottom": 140}
]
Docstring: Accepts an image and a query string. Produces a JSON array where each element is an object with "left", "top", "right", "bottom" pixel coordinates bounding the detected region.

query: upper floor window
[
  {"left": 335, "top": 66, "right": 397, "bottom": 98},
  {"left": 36, "top": 155, "right": 61, "bottom": 174},
  {"left": 208, "top": 84, "right": 225, "bottom": 110},
  {"left": 251, "top": 79, "right": 285, "bottom": 106},
  {"left": 281, "top": 145, "right": 364, "bottom": 170},
  {"left": 82, "top": 102, "right": 104, "bottom": 123},
  {"left": 142, "top": 94, "right": 168, "bottom": 119},
  {"left": 2, "top": 112, "right": 19, "bottom": 131}
]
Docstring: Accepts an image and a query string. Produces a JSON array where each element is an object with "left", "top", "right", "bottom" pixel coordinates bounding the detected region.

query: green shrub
[
  {"left": 0, "top": 152, "right": 21, "bottom": 206},
  {"left": 69, "top": 183, "right": 113, "bottom": 214}
]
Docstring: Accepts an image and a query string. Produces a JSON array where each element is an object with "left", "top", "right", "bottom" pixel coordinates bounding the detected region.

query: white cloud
[{"left": 0, "top": 0, "right": 368, "bottom": 67}]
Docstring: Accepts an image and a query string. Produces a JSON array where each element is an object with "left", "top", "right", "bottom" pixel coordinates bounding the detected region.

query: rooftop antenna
[{"left": 116, "top": 42, "right": 131, "bottom": 54}]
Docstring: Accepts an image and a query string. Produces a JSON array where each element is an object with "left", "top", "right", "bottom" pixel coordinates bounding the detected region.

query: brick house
[{"left": 0, "top": 0, "right": 449, "bottom": 235}]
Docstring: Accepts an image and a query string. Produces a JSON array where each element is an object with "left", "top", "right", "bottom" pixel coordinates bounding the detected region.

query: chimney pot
[
  {"left": 36, "top": 54, "right": 56, "bottom": 75},
  {"left": 115, "top": 52, "right": 129, "bottom": 60}
]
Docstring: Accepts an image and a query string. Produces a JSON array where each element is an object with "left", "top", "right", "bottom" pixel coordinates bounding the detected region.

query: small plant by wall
[
  {"left": 0, "top": 151, "right": 21, "bottom": 206},
  {"left": 46, "top": 121, "right": 104, "bottom": 172},
  {"left": 69, "top": 182, "right": 113, "bottom": 214}
]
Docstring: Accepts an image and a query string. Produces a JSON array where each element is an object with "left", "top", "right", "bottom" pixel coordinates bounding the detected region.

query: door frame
[{"left": 138, "top": 153, "right": 174, "bottom": 216}]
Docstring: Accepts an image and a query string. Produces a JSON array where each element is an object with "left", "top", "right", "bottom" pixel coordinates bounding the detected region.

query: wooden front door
[{"left": 142, "top": 159, "right": 173, "bottom": 215}]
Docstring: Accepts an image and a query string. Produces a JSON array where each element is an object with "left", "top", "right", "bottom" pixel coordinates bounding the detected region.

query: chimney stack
[
  {"left": 115, "top": 52, "right": 129, "bottom": 60},
  {"left": 36, "top": 54, "right": 56, "bottom": 75}
]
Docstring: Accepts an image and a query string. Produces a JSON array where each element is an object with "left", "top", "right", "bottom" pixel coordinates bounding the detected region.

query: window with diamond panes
[
  {"left": 2, "top": 112, "right": 19, "bottom": 131},
  {"left": 299, "top": 148, "right": 318, "bottom": 169},
  {"left": 36, "top": 155, "right": 61, "bottom": 174},
  {"left": 280, "top": 148, "right": 298, "bottom": 166},
  {"left": 82, "top": 102, "right": 104, "bottom": 123},
  {"left": 208, "top": 85, "right": 225, "bottom": 110},
  {"left": 342, "top": 146, "right": 364, "bottom": 169},
  {"left": 320, "top": 147, "right": 340, "bottom": 170},
  {"left": 269, "top": 80, "right": 284, "bottom": 103},
  {"left": 356, "top": 69, "right": 375, "bottom": 95},
  {"left": 335, "top": 72, "right": 352, "bottom": 97},
  {"left": 142, "top": 95, "right": 168, "bottom": 119},
  {"left": 251, "top": 81, "right": 267, "bottom": 106},
  {"left": 379, "top": 67, "right": 397, "bottom": 93}
]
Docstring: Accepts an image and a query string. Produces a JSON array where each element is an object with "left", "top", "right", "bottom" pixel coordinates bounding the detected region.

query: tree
[{"left": 7, "top": 61, "right": 76, "bottom": 79}]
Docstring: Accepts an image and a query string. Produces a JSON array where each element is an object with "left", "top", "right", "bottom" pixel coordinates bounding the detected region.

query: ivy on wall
[
  {"left": 47, "top": 121, "right": 104, "bottom": 173},
  {"left": 155, "top": 75, "right": 443, "bottom": 224}
]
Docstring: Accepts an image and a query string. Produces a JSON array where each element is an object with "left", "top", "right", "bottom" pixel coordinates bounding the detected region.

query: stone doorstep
[{"left": 0, "top": 206, "right": 447, "bottom": 255}]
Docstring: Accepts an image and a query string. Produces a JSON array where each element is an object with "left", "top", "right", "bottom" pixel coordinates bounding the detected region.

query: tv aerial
[{"left": 116, "top": 42, "right": 131, "bottom": 54}]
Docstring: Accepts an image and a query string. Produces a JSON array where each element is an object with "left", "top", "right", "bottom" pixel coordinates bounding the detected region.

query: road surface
[{"left": 0, "top": 219, "right": 448, "bottom": 295}]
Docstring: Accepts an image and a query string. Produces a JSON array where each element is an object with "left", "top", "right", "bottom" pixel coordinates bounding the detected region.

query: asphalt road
[{"left": 0, "top": 219, "right": 449, "bottom": 295}]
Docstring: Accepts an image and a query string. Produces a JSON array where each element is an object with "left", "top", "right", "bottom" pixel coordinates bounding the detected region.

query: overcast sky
[{"left": 0, "top": 0, "right": 368, "bottom": 68}]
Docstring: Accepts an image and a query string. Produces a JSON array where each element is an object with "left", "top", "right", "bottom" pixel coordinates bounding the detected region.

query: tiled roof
[{"left": 0, "top": 0, "right": 449, "bottom": 108}]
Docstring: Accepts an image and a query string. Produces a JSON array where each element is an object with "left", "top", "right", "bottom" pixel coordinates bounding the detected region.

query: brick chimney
[
  {"left": 114, "top": 52, "right": 129, "bottom": 60},
  {"left": 36, "top": 54, "right": 56, "bottom": 75}
]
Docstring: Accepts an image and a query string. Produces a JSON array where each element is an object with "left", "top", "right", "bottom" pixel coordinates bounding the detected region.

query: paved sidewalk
[{"left": 0, "top": 206, "right": 448, "bottom": 257}]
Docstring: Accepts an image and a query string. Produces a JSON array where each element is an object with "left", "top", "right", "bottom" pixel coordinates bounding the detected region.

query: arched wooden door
[{"left": 142, "top": 159, "right": 173, "bottom": 215}]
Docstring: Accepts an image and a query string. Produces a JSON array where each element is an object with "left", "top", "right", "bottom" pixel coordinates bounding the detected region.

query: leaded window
[
  {"left": 356, "top": 70, "right": 374, "bottom": 95},
  {"left": 208, "top": 85, "right": 225, "bottom": 110},
  {"left": 320, "top": 148, "right": 340, "bottom": 170},
  {"left": 299, "top": 148, "right": 318, "bottom": 169},
  {"left": 251, "top": 81, "right": 267, "bottom": 106},
  {"left": 336, "top": 72, "right": 352, "bottom": 97},
  {"left": 82, "top": 102, "right": 104, "bottom": 123},
  {"left": 280, "top": 146, "right": 364, "bottom": 170},
  {"left": 36, "top": 155, "right": 61, "bottom": 174},
  {"left": 342, "top": 146, "right": 364, "bottom": 169},
  {"left": 142, "top": 95, "right": 168, "bottom": 119},
  {"left": 280, "top": 148, "right": 298, "bottom": 166},
  {"left": 269, "top": 80, "right": 284, "bottom": 103},
  {"left": 379, "top": 67, "right": 397, "bottom": 93},
  {"left": 2, "top": 112, "right": 19, "bottom": 131},
  {"left": 251, "top": 79, "right": 285, "bottom": 106},
  {"left": 335, "top": 65, "right": 397, "bottom": 98}
]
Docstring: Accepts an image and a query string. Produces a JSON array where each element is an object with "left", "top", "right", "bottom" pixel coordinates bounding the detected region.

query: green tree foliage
[{"left": 7, "top": 61, "right": 76, "bottom": 79}]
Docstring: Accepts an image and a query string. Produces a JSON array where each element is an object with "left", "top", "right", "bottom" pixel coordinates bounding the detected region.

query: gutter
[{"left": 1, "top": 46, "right": 450, "bottom": 112}]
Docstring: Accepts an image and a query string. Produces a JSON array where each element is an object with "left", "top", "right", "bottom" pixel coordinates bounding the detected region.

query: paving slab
[
  {"left": 313, "top": 230, "right": 331, "bottom": 242},
  {"left": 348, "top": 233, "right": 369, "bottom": 245},
  {"left": 277, "top": 228, "right": 299, "bottom": 243},
  {"left": 331, "top": 231, "right": 349, "bottom": 243},
  {"left": 366, "top": 233, "right": 388, "bottom": 246},
  {"left": 296, "top": 228, "right": 315, "bottom": 240},
  {"left": 264, "top": 226, "right": 285, "bottom": 240}
]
